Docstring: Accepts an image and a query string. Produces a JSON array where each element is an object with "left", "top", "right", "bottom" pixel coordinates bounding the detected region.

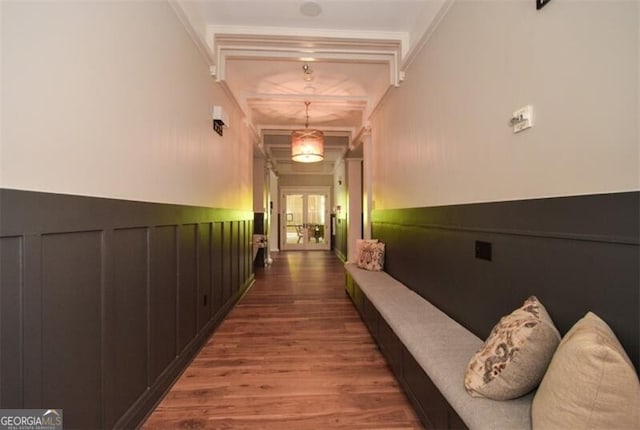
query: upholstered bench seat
[{"left": 345, "top": 262, "right": 532, "bottom": 430}]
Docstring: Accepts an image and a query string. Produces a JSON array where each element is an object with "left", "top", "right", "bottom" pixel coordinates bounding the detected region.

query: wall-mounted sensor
[
  {"left": 537, "top": 0, "right": 552, "bottom": 10},
  {"left": 212, "top": 105, "right": 229, "bottom": 136}
]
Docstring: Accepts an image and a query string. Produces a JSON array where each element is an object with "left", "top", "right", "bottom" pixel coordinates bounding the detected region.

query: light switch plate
[{"left": 512, "top": 105, "right": 534, "bottom": 133}]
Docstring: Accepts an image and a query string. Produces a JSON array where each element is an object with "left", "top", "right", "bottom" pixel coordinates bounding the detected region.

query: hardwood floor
[{"left": 143, "top": 251, "right": 423, "bottom": 429}]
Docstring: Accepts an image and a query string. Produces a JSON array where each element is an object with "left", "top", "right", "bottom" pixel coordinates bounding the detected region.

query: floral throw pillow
[
  {"left": 357, "top": 241, "right": 385, "bottom": 271},
  {"left": 464, "top": 296, "right": 560, "bottom": 400},
  {"left": 354, "top": 239, "right": 378, "bottom": 263}
]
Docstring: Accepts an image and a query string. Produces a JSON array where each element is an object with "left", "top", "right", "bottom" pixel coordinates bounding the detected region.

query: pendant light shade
[
  {"left": 291, "top": 129, "right": 324, "bottom": 163},
  {"left": 291, "top": 101, "right": 324, "bottom": 163}
]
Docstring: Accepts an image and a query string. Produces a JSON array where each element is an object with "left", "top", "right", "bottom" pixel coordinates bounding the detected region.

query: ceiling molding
[
  {"left": 211, "top": 32, "right": 403, "bottom": 87},
  {"left": 402, "top": 0, "right": 454, "bottom": 71},
  {"left": 246, "top": 95, "right": 368, "bottom": 107},
  {"left": 350, "top": 125, "right": 372, "bottom": 150},
  {"left": 169, "top": 0, "right": 215, "bottom": 65},
  {"left": 186, "top": 4, "right": 447, "bottom": 176},
  {"left": 244, "top": 117, "right": 261, "bottom": 148},
  {"left": 259, "top": 126, "right": 356, "bottom": 137},
  {"left": 209, "top": 25, "right": 409, "bottom": 56},
  {"left": 217, "top": 80, "right": 250, "bottom": 127}
]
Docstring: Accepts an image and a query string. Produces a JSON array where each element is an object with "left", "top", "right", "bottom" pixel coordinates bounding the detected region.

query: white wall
[
  {"left": 253, "top": 157, "right": 266, "bottom": 212},
  {"left": 278, "top": 174, "right": 333, "bottom": 187},
  {"left": 371, "top": 0, "right": 639, "bottom": 210},
  {"left": 333, "top": 160, "right": 347, "bottom": 222},
  {"left": 1, "top": 1, "right": 253, "bottom": 210},
  {"left": 346, "top": 159, "right": 362, "bottom": 262},
  {"left": 269, "top": 169, "right": 279, "bottom": 252}
]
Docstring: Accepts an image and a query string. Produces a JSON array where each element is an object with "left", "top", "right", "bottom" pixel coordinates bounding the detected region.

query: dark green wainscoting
[
  {"left": 0, "top": 189, "right": 255, "bottom": 429},
  {"left": 372, "top": 192, "right": 639, "bottom": 370}
]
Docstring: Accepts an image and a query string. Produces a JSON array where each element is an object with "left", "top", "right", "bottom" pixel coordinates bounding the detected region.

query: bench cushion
[{"left": 345, "top": 262, "right": 532, "bottom": 430}]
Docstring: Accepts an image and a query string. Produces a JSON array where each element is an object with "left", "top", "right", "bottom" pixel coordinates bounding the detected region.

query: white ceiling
[
  {"left": 173, "top": 0, "right": 449, "bottom": 175},
  {"left": 194, "top": 1, "right": 429, "bottom": 32}
]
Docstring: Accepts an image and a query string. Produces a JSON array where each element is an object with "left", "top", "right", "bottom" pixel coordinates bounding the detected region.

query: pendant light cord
[{"left": 305, "top": 101, "right": 310, "bottom": 129}]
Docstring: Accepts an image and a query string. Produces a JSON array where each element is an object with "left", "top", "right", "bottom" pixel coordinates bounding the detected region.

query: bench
[{"left": 345, "top": 262, "right": 532, "bottom": 430}]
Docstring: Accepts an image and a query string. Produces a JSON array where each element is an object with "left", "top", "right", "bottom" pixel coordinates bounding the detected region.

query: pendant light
[{"left": 291, "top": 101, "right": 324, "bottom": 163}]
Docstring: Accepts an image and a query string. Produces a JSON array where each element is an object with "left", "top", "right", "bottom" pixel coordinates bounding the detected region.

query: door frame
[{"left": 280, "top": 186, "right": 331, "bottom": 251}]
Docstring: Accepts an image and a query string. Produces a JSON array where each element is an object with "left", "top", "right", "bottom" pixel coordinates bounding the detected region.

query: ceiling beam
[{"left": 210, "top": 32, "right": 403, "bottom": 88}]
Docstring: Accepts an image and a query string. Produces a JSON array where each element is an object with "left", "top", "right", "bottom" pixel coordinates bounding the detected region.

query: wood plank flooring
[{"left": 143, "top": 251, "right": 423, "bottom": 429}]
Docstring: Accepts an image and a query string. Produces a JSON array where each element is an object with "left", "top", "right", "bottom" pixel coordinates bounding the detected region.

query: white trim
[
  {"left": 280, "top": 186, "right": 332, "bottom": 251},
  {"left": 217, "top": 80, "right": 250, "bottom": 126},
  {"left": 361, "top": 132, "right": 373, "bottom": 240},
  {"left": 211, "top": 31, "right": 403, "bottom": 87},
  {"left": 209, "top": 25, "right": 408, "bottom": 51},
  {"left": 367, "top": 84, "right": 396, "bottom": 122},
  {"left": 246, "top": 94, "right": 369, "bottom": 104},
  {"left": 402, "top": 0, "right": 454, "bottom": 71},
  {"left": 258, "top": 125, "right": 356, "bottom": 136},
  {"left": 281, "top": 186, "right": 331, "bottom": 194},
  {"left": 168, "top": 0, "right": 215, "bottom": 66}
]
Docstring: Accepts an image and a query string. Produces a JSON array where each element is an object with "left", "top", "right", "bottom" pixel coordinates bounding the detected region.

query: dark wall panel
[
  {"left": 22, "top": 234, "right": 42, "bottom": 408},
  {"left": 0, "top": 236, "right": 23, "bottom": 408},
  {"left": 372, "top": 192, "right": 640, "bottom": 369},
  {"left": 231, "top": 222, "right": 239, "bottom": 294},
  {"left": 178, "top": 224, "right": 197, "bottom": 352},
  {"left": 239, "top": 220, "right": 245, "bottom": 288},
  {"left": 222, "top": 222, "right": 232, "bottom": 303},
  {"left": 104, "top": 228, "right": 148, "bottom": 428},
  {"left": 198, "top": 223, "right": 212, "bottom": 330},
  {"left": 149, "top": 226, "right": 177, "bottom": 383},
  {"left": 245, "top": 221, "right": 250, "bottom": 283},
  {"left": 0, "top": 189, "right": 255, "bottom": 429},
  {"left": 334, "top": 218, "right": 347, "bottom": 261},
  {"left": 212, "top": 222, "right": 223, "bottom": 316},
  {"left": 41, "top": 231, "right": 102, "bottom": 429}
]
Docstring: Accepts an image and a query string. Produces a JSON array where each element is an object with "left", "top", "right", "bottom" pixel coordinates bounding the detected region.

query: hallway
[{"left": 143, "top": 251, "right": 422, "bottom": 429}]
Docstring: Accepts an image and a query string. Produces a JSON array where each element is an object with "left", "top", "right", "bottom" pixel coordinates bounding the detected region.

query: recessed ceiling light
[{"left": 300, "top": 1, "right": 322, "bottom": 17}]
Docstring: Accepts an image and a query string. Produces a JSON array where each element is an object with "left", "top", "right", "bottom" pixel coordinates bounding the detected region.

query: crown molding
[
  {"left": 210, "top": 30, "right": 403, "bottom": 88},
  {"left": 209, "top": 25, "right": 409, "bottom": 56},
  {"left": 246, "top": 94, "right": 368, "bottom": 106},
  {"left": 402, "top": 0, "right": 454, "bottom": 71},
  {"left": 168, "top": 0, "right": 215, "bottom": 65},
  {"left": 259, "top": 126, "right": 355, "bottom": 138}
]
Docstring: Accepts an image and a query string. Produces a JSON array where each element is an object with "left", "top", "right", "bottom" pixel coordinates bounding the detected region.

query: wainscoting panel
[
  {"left": 198, "top": 223, "right": 212, "bottom": 331},
  {"left": 231, "top": 222, "right": 239, "bottom": 295},
  {"left": 178, "top": 224, "right": 198, "bottom": 353},
  {"left": 212, "top": 222, "right": 223, "bottom": 316},
  {"left": 149, "top": 225, "right": 178, "bottom": 384},
  {"left": 41, "top": 231, "right": 103, "bottom": 429},
  {"left": 0, "top": 189, "right": 254, "bottom": 429},
  {"left": 372, "top": 192, "right": 640, "bottom": 369},
  {"left": 238, "top": 221, "right": 245, "bottom": 290},
  {"left": 246, "top": 221, "right": 252, "bottom": 281},
  {"left": 222, "top": 222, "right": 232, "bottom": 304},
  {"left": 104, "top": 227, "right": 148, "bottom": 429},
  {"left": 334, "top": 218, "right": 347, "bottom": 261},
  {"left": 0, "top": 236, "right": 23, "bottom": 408}
]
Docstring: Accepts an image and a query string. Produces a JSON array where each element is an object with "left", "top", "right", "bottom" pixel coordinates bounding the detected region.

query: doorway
[{"left": 281, "top": 187, "right": 330, "bottom": 250}]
